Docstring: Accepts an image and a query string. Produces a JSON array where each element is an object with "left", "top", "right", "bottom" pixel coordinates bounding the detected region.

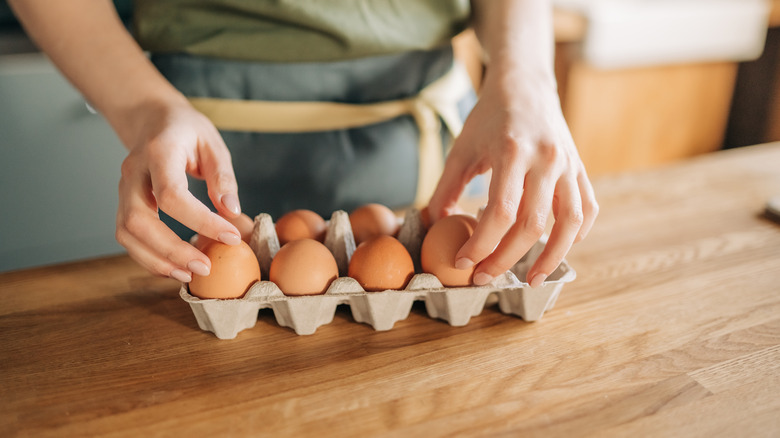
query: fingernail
[
  {"left": 530, "top": 273, "right": 547, "bottom": 288},
  {"left": 455, "top": 257, "right": 474, "bottom": 270},
  {"left": 170, "top": 269, "right": 191, "bottom": 283},
  {"left": 221, "top": 194, "right": 241, "bottom": 216},
  {"left": 218, "top": 232, "right": 241, "bottom": 245},
  {"left": 473, "top": 272, "right": 493, "bottom": 286},
  {"left": 188, "top": 260, "right": 210, "bottom": 277}
]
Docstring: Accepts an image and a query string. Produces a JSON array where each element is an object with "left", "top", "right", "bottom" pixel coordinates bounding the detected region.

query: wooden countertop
[{"left": 3, "top": 143, "right": 780, "bottom": 437}]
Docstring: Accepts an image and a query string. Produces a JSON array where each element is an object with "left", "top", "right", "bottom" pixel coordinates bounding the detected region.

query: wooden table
[{"left": 3, "top": 143, "right": 780, "bottom": 437}]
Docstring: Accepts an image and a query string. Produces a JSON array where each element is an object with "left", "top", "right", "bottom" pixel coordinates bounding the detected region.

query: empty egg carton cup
[{"left": 180, "top": 209, "right": 576, "bottom": 339}]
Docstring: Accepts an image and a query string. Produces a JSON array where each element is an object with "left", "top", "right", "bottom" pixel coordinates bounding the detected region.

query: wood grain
[{"left": 2, "top": 144, "right": 780, "bottom": 437}]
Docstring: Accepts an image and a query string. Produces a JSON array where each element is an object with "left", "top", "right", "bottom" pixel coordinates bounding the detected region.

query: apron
[{"left": 152, "top": 46, "right": 476, "bottom": 238}]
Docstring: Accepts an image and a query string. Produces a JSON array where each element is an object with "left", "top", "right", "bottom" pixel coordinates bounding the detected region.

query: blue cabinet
[{"left": 0, "top": 54, "right": 127, "bottom": 271}]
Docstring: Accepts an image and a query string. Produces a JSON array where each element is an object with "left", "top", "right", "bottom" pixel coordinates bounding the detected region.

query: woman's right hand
[{"left": 115, "top": 99, "right": 243, "bottom": 283}]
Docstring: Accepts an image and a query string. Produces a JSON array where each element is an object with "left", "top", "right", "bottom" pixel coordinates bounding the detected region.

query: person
[{"left": 9, "top": 0, "right": 598, "bottom": 288}]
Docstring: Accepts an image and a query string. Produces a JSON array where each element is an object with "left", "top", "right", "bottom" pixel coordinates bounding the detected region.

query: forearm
[
  {"left": 470, "top": 0, "right": 556, "bottom": 88},
  {"left": 7, "top": 0, "right": 187, "bottom": 149}
]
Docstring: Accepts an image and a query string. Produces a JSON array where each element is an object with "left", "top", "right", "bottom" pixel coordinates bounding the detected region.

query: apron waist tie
[{"left": 187, "top": 62, "right": 473, "bottom": 208}]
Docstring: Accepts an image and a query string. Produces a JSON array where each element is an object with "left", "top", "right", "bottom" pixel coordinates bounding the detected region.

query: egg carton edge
[{"left": 180, "top": 208, "right": 576, "bottom": 338}]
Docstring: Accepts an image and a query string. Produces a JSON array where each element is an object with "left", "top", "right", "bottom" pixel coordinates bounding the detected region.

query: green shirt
[{"left": 133, "top": 0, "right": 471, "bottom": 63}]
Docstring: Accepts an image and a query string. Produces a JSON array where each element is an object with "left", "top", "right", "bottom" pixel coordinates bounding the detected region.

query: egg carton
[{"left": 180, "top": 209, "right": 576, "bottom": 339}]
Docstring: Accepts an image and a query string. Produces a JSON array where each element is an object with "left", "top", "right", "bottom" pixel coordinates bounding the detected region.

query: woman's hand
[
  {"left": 428, "top": 67, "right": 598, "bottom": 287},
  {"left": 115, "top": 99, "right": 243, "bottom": 282}
]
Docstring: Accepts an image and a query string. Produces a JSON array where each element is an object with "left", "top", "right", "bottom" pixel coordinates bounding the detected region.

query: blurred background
[{"left": 1, "top": 0, "right": 778, "bottom": 272}]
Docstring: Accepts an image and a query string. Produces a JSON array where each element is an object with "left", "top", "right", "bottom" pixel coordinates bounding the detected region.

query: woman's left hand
[{"left": 428, "top": 68, "right": 599, "bottom": 287}]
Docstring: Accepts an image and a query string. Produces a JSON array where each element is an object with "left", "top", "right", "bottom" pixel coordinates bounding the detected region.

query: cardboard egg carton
[{"left": 180, "top": 209, "right": 576, "bottom": 339}]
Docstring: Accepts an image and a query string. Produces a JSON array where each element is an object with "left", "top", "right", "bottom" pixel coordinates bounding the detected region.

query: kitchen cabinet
[
  {"left": 0, "top": 54, "right": 126, "bottom": 271},
  {"left": 557, "top": 0, "right": 772, "bottom": 175},
  {"left": 0, "top": 0, "right": 133, "bottom": 272}
]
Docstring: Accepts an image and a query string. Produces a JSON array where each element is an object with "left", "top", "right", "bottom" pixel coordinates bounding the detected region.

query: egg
[
  {"left": 189, "top": 240, "right": 261, "bottom": 299},
  {"left": 348, "top": 235, "right": 415, "bottom": 291},
  {"left": 275, "top": 209, "right": 327, "bottom": 245},
  {"left": 420, "top": 214, "right": 478, "bottom": 287},
  {"left": 269, "top": 239, "right": 338, "bottom": 296},
  {"left": 193, "top": 234, "right": 212, "bottom": 251},
  {"left": 349, "top": 203, "right": 399, "bottom": 244},
  {"left": 229, "top": 213, "right": 255, "bottom": 243}
]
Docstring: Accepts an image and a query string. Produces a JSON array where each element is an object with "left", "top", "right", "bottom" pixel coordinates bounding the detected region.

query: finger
[
  {"left": 117, "top": 224, "right": 201, "bottom": 282},
  {"left": 118, "top": 208, "right": 213, "bottom": 276},
  {"left": 470, "top": 167, "right": 556, "bottom": 285},
  {"left": 198, "top": 132, "right": 242, "bottom": 218},
  {"left": 118, "top": 229, "right": 188, "bottom": 281},
  {"left": 526, "top": 177, "right": 583, "bottom": 287},
  {"left": 455, "top": 159, "right": 526, "bottom": 273},
  {"left": 428, "top": 146, "right": 473, "bottom": 222},
  {"left": 149, "top": 157, "right": 241, "bottom": 245},
  {"left": 117, "top": 166, "right": 212, "bottom": 279},
  {"left": 575, "top": 170, "right": 599, "bottom": 242}
]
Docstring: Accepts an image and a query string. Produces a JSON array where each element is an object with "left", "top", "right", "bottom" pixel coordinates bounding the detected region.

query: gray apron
[{"left": 152, "top": 46, "right": 476, "bottom": 239}]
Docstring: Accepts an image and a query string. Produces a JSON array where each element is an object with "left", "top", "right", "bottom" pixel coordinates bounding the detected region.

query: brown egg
[
  {"left": 269, "top": 239, "right": 338, "bottom": 296},
  {"left": 275, "top": 209, "right": 327, "bottom": 245},
  {"left": 348, "top": 235, "right": 415, "bottom": 292},
  {"left": 189, "top": 241, "right": 261, "bottom": 299},
  {"left": 193, "top": 234, "right": 213, "bottom": 251},
  {"left": 349, "top": 203, "right": 399, "bottom": 244},
  {"left": 420, "top": 214, "right": 478, "bottom": 287},
  {"left": 228, "top": 213, "right": 255, "bottom": 243}
]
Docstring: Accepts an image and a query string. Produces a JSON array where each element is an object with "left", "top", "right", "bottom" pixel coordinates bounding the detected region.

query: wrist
[
  {"left": 106, "top": 89, "right": 191, "bottom": 151},
  {"left": 483, "top": 57, "right": 557, "bottom": 94},
  {"left": 477, "top": 59, "right": 563, "bottom": 117}
]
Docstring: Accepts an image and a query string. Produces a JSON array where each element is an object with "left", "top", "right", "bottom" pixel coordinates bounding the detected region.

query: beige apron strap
[
  {"left": 409, "top": 100, "right": 443, "bottom": 208},
  {"left": 418, "top": 62, "right": 472, "bottom": 142},
  {"left": 187, "top": 98, "right": 415, "bottom": 133},
  {"left": 411, "top": 63, "right": 473, "bottom": 206},
  {"left": 188, "top": 62, "right": 472, "bottom": 207}
]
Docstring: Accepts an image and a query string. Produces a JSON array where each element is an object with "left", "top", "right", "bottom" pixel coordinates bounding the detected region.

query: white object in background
[{"left": 553, "top": 0, "right": 771, "bottom": 69}]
